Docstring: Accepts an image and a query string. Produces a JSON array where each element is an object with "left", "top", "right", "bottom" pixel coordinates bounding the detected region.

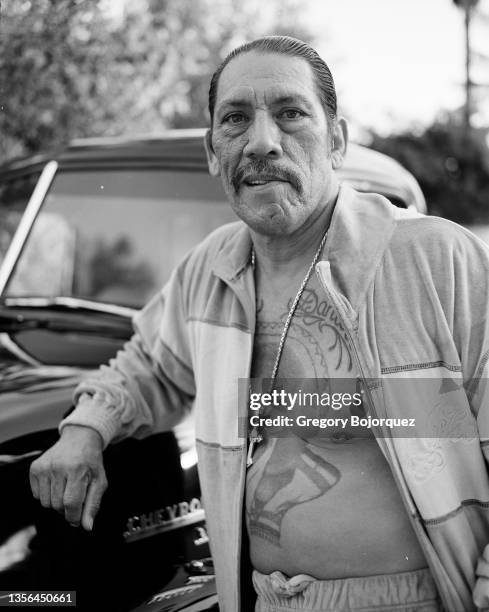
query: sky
[
  {"left": 302, "top": 0, "right": 489, "bottom": 138},
  {"left": 103, "top": 0, "right": 489, "bottom": 138}
]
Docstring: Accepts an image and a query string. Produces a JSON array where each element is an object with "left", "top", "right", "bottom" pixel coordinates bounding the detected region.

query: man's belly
[{"left": 245, "top": 435, "right": 427, "bottom": 579}]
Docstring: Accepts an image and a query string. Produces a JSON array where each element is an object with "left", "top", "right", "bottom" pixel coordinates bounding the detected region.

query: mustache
[{"left": 232, "top": 160, "right": 303, "bottom": 194}]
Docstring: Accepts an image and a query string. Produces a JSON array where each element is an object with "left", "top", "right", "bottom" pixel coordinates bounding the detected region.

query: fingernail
[{"left": 87, "top": 518, "right": 93, "bottom": 531}]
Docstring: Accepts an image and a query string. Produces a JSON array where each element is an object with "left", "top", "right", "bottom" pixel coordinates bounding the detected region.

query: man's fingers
[
  {"left": 81, "top": 476, "right": 107, "bottom": 531},
  {"left": 63, "top": 473, "right": 90, "bottom": 527},
  {"left": 50, "top": 473, "right": 67, "bottom": 513},
  {"left": 38, "top": 474, "right": 52, "bottom": 508}
]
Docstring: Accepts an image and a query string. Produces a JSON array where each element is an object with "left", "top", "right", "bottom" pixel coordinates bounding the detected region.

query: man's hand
[
  {"left": 29, "top": 425, "right": 107, "bottom": 531},
  {"left": 474, "top": 546, "right": 489, "bottom": 611}
]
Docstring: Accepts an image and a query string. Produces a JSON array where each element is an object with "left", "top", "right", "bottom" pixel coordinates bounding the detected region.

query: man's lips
[{"left": 242, "top": 174, "right": 288, "bottom": 187}]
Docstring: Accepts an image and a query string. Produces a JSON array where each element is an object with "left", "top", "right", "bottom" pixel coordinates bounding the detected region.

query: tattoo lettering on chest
[
  {"left": 247, "top": 438, "right": 341, "bottom": 546},
  {"left": 294, "top": 288, "right": 353, "bottom": 371},
  {"left": 254, "top": 288, "right": 353, "bottom": 375}
]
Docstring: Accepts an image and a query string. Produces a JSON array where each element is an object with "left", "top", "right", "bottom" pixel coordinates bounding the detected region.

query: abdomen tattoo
[{"left": 247, "top": 437, "right": 341, "bottom": 546}]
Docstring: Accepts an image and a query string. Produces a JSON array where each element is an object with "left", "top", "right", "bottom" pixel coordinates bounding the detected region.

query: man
[{"left": 30, "top": 36, "right": 489, "bottom": 611}]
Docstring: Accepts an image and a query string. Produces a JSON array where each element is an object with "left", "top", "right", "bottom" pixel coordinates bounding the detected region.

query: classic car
[{"left": 0, "top": 130, "right": 426, "bottom": 611}]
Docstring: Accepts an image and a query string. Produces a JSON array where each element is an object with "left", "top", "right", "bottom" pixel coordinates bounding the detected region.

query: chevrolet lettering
[{"left": 123, "top": 498, "right": 205, "bottom": 542}]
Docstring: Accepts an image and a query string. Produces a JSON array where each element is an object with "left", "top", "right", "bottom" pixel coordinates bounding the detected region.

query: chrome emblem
[{"left": 123, "top": 497, "right": 205, "bottom": 542}]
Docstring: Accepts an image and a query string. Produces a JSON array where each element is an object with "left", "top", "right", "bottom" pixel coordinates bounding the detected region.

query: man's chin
[{"left": 235, "top": 207, "right": 296, "bottom": 236}]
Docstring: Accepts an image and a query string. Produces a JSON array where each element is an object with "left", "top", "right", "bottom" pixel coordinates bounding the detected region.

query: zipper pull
[{"left": 246, "top": 429, "right": 262, "bottom": 469}]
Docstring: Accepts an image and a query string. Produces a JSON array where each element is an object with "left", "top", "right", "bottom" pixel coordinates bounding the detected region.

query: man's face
[{"left": 206, "top": 51, "right": 343, "bottom": 236}]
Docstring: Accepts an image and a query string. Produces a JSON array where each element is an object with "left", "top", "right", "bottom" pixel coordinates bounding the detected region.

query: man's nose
[{"left": 243, "top": 113, "right": 283, "bottom": 159}]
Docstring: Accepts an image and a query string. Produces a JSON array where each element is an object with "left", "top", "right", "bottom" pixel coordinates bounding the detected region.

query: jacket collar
[
  {"left": 212, "top": 184, "right": 398, "bottom": 311},
  {"left": 211, "top": 222, "right": 252, "bottom": 283},
  {"left": 322, "top": 183, "right": 397, "bottom": 311}
]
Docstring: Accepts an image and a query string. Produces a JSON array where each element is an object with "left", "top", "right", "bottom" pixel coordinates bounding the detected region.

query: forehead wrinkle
[{"left": 217, "top": 52, "right": 318, "bottom": 96}]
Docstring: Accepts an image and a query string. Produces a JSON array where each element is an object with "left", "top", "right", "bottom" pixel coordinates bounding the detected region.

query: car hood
[{"left": 0, "top": 360, "right": 91, "bottom": 446}]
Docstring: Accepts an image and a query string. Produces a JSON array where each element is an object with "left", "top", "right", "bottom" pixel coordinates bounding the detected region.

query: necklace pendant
[{"left": 246, "top": 429, "right": 263, "bottom": 469}]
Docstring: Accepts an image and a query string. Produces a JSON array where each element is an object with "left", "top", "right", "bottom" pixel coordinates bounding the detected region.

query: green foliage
[
  {"left": 0, "top": 0, "right": 126, "bottom": 159},
  {"left": 95, "top": 0, "right": 314, "bottom": 131},
  {"left": 368, "top": 120, "right": 489, "bottom": 224},
  {"left": 0, "top": 0, "right": 313, "bottom": 161}
]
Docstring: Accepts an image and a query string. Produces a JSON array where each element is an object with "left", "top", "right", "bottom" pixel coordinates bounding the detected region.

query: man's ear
[
  {"left": 331, "top": 117, "right": 348, "bottom": 170},
  {"left": 204, "top": 129, "right": 220, "bottom": 176}
]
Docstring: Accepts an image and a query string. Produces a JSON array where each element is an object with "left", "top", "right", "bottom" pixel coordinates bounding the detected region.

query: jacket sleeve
[
  {"left": 454, "top": 229, "right": 489, "bottom": 451},
  {"left": 59, "top": 266, "right": 195, "bottom": 448}
]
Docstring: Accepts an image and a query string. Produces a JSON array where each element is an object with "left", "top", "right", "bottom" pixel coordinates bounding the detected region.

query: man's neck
[{"left": 250, "top": 192, "right": 337, "bottom": 279}]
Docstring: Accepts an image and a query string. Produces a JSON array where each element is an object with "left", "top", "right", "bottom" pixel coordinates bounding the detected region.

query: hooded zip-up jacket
[{"left": 61, "top": 185, "right": 489, "bottom": 612}]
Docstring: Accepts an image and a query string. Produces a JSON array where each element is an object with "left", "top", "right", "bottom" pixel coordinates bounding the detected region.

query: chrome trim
[
  {"left": 0, "top": 161, "right": 58, "bottom": 294},
  {"left": 70, "top": 128, "right": 207, "bottom": 147},
  {"left": 1, "top": 363, "right": 90, "bottom": 380},
  {"left": 0, "top": 333, "right": 41, "bottom": 366},
  {"left": 0, "top": 526, "right": 36, "bottom": 572},
  {"left": 180, "top": 447, "right": 198, "bottom": 470},
  {"left": 2, "top": 296, "right": 137, "bottom": 319},
  {"left": 0, "top": 450, "right": 42, "bottom": 465}
]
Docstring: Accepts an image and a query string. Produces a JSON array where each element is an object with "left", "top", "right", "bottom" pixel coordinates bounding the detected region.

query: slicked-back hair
[{"left": 208, "top": 36, "right": 337, "bottom": 128}]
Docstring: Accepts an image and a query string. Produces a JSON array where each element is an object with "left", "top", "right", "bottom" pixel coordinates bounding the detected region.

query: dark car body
[{"left": 0, "top": 130, "right": 426, "bottom": 611}]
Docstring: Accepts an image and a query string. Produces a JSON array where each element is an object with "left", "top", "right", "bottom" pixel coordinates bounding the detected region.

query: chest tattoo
[
  {"left": 254, "top": 288, "right": 353, "bottom": 376},
  {"left": 293, "top": 288, "right": 353, "bottom": 371},
  {"left": 248, "top": 287, "right": 357, "bottom": 547}
]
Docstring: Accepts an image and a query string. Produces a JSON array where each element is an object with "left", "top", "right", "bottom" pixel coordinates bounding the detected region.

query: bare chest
[
  {"left": 246, "top": 279, "right": 426, "bottom": 579},
  {"left": 250, "top": 274, "right": 354, "bottom": 381}
]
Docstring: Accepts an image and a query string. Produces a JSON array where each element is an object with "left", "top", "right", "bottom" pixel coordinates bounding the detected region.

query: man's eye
[
  {"left": 223, "top": 112, "right": 246, "bottom": 125},
  {"left": 279, "top": 109, "right": 304, "bottom": 120}
]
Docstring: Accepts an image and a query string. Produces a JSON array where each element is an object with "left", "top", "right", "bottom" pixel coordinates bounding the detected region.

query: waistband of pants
[{"left": 252, "top": 567, "right": 441, "bottom": 611}]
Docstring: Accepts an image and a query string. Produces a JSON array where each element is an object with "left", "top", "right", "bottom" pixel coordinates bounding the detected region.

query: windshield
[
  {"left": 0, "top": 172, "right": 41, "bottom": 264},
  {"left": 3, "top": 169, "right": 236, "bottom": 308}
]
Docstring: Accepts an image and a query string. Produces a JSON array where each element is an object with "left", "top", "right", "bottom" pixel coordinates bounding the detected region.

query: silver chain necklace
[{"left": 247, "top": 228, "right": 329, "bottom": 468}]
